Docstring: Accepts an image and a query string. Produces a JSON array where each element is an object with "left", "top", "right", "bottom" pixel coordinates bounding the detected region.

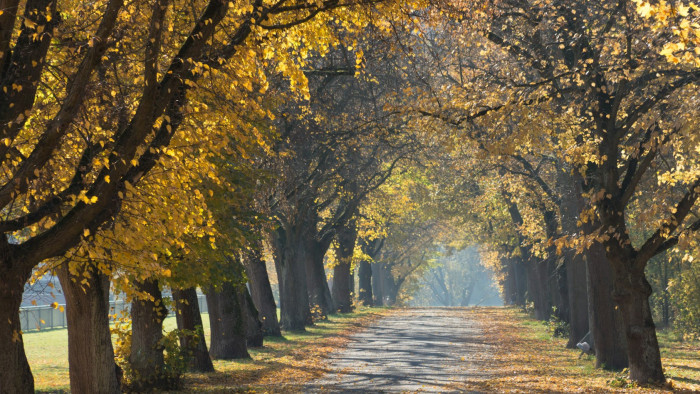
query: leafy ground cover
[
  {"left": 178, "top": 307, "right": 391, "bottom": 392},
  {"left": 25, "top": 306, "right": 698, "bottom": 392},
  {"left": 466, "top": 307, "right": 700, "bottom": 393},
  {"left": 24, "top": 307, "right": 390, "bottom": 392}
]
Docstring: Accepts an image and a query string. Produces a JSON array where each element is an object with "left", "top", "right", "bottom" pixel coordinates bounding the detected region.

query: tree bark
[
  {"left": 271, "top": 226, "right": 312, "bottom": 331},
  {"left": 130, "top": 278, "right": 171, "bottom": 391},
  {"left": 357, "top": 260, "right": 373, "bottom": 306},
  {"left": 0, "top": 251, "right": 34, "bottom": 394},
  {"left": 56, "top": 262, "right": 120, "bottom": 394},
  {"left": 304, "top": 236, "right": 335, "bottom": 318},
  {"left": 557, "top": 169, "right": 590, "bottom": 348},
  {"left": 526, "top": 255, "right": 551, "bottom": 321},
  {"left": 242, "top": 238, "right": 281, "bottom": 336},
  {"left": 372, "top": 261, "right": 384, "bottom": 307},
  {"left": 172, "top": 287, "right": 214, "bottom": 373},
  {"left": 332, "top": 220, "right": 358, "bottom": 313},
  {"left": 586, "top": 241, "right": 629, "bottom": 370},
  {"left": 373, "top": 262, "right": 392, "bottom": 306},
  {"left": 513, "top": 256, "right": 527, "bottom": 306},
  {"left": 206, "top": 282, "right": 249, "bottom": 359},
  {"left": 503, "top": 256, "right": 518, "bottom": 305},
  {"left": 380, "top": 263, "right": 399, "bottom": 306},
  {"left": 594, "top": 187, "right": 665, "bottom": 381},
  {"left": 615, "top": 270, "right": 664, "bottom": 383},
  {"left": 244, "top": 287, "right": 264, "bottom": 348},
  {"left": 565, "top": 252, "right": 589, "bottom": 348}
]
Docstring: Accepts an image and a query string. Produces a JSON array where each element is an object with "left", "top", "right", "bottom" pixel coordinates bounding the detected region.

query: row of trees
[
  {"left": 1, "top": 0, "right": 697, "bottom": 391},
  {"left": 396, "top": 0, "right": 699, "bottom": 384},
  {"left": 0, "top": 0, "right": 432, "bottom": 392}
]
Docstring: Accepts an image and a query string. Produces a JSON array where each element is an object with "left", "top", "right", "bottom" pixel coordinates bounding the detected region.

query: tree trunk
[
  {"left": 304, "top": 237, "right": 335, "bottom": 318},
  {"left": 503, "top": 256, "right": 518, "bottom": 305},
  {"left": 56, "top": 262, "right": 121, "bottom": 394},
  {"left": 0, "top": 252, "right": 34, "bottom": 394},
  {"left": 172, "top": 287, "right": 214, "bottom": 373},
  {"left": 357, "top": 260, "right": 373, "bottom": 306},
  {"left": 586, "top": 241, "right": 629, "bottom": 370},
  {"left": 272, "top": 226, "right": 312, "bottom": 331},
  {"left": 373, "top": 262, "right": 392, "bottom": 306},
  {"left": 130, "top": 278, "right": 171, "bottom": 391},
  {"left": 565, "top": 252, "right": 589, "bottom": 348},
  {"left": 615, "top": 270, "right": 664, "bottom": 383},
  {"left": 381, "top": 264, "right": 399, "bottom": 306},
  {"left": 206, "top": 282, "right": 249, "bottom": 359},
  {"left": 557, "top": 169, "right": 590, "bottom": 348},
  {"left": 332, "top": 220, "right": 358, "bottom": 313},
  {"left": 513, "top": 257, "right": 527, "bottom": 306},
  {"left": 372, "top": 261, "right": 384, "bottom": 307},
  {"left": 551, "top": 259, "right": 569, "bottom": 323},
  {"left": 244, "top": 287, "right": 264, "bottom": 348},
  {"left": 242, "top": 238, "right": 281, "bottom": 336},
  {"left": 526, "top": 256, "right": 551, "bottom": 321}
]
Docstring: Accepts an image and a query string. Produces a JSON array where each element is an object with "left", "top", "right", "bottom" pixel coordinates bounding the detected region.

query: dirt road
[{"left": 306, "top": 308, "right": 493, "bottom": 392}]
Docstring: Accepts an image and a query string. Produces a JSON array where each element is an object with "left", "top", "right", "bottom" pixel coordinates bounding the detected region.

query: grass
[
  {"left": 465, "top": 307, "right": 700, "bottom": 393},
  {"left": 24, "top": 307, "right": 390, "bottom": 392}
]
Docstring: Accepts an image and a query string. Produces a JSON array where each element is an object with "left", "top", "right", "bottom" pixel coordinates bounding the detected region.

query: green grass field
[{"left": 25, "top": 314, "right": 212, "bottom": 392}]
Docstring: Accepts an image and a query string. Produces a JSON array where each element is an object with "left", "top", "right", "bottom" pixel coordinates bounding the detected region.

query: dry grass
[{"left": 465, "top": 307, "right": 700, "bottom": 393}]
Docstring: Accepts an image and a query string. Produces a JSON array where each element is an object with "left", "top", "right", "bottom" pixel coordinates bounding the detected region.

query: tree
[
  {"left": 0, "top": 0, "right": 416, "bottom": 389},
  {"left": 417, "top": 0, "right": 700, "bottom": 382}
]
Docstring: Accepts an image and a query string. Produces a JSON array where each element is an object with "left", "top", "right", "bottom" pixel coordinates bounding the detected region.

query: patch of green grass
[
  {"left": 25, "top": 314, "right": 210, "bottom": 392},
  {"left": 23, "top": 327, "right": 70, "bottom": 392}
]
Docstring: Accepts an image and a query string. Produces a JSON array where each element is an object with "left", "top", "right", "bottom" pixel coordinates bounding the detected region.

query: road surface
[{"left": 306, "top": 308, "right": 493, "bottom": 392}]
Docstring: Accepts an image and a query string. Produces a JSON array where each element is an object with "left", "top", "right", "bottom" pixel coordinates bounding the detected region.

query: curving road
[{"left": 306, "top": 308, "right": 494, "bottom": 392}]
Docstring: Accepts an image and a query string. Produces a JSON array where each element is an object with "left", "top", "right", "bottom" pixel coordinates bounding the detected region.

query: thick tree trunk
[
  {"left": 565, "top": 252, "right": 589, "bottom": 348},
  {"left": 373, "top": 262, "right": 393, "bottom": 306},
  {"left": 526, "top": 256, "right": 551, "bottom": 321},
  {"left": 130, "top": 278, "right": 171, "bottom": 391},
  {"left": 551, "top": 259, "right": 569, "bottom": 323},
  {"left": 615, "top": 271, "right": 664, "bottom": 383},
  {"left": 244, "top": 287, "right": 264, "bottom": 348},
  {"left": 332, "top": 220, "right": 358, "bottom": 313},
  {"left": 595, "top": 194, "right": 665, "bottom": 382},
  {"left": 332, "top": 261, "right": 353, "bottom": 313},
  {"left": 0, "top": 253, "right": 34, "bottom": 394},
  {"left": 56, "top": 263, "right": 121, "bottom": 394},
  {"left": 586, "top": 242, "right": 628, "bottom": 370},
  {"left": 242, "top": 239, "right": 281, "bottom": 336},
  {"left": 372, "top": 261, "right": 384, "bottom": 307},
  {"left": 272, "top": 226, "right": 312, "bottom": 331},
  {"left": 304, "top": 237, "right": 335, "bottom": 318},
  {"left": 357, "top": 260, "right": 373, "bottom": 306},
  {"left": 513, "top": 257, "right": 527, "bottom": 306},
  {"left": 381, "top": 264, "right": 399, "bottom": 306},
  {"left": 172, "top": 287, "right": 214, "bottom": 372},
  {"left": 503, "top": 256, "right": 518, "bottom": 305},
  {"left": 206, "top": 282, "right": 250, "bottom": 359},
  {"left": 557, "top": 169, "right": 590, "bottom": 348}
]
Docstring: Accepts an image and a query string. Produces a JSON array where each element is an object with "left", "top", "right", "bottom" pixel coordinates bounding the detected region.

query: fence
[{"left": 19, "top": 294, "right": 208, "bottom": 332}]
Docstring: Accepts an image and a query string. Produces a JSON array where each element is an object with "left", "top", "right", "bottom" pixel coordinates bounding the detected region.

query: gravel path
[{"left": 306, "top": 308, "right": 494, "bottom": 392}]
